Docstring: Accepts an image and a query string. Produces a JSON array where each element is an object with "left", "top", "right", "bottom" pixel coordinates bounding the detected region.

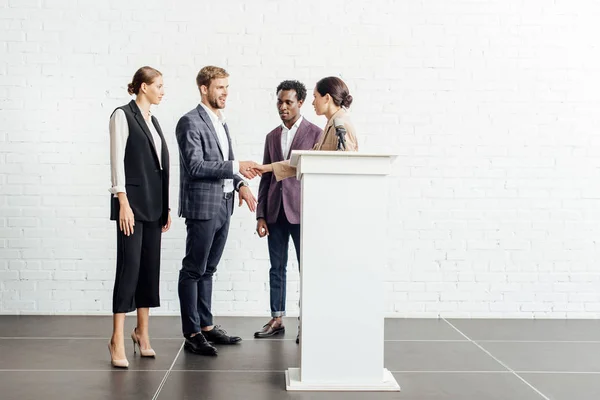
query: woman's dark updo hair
[
  {"left": 127, "top": 66, "right": 162, "bottom": 95},
  {"left": 315, "top": 76, "right": 353, "bottom": 108}
]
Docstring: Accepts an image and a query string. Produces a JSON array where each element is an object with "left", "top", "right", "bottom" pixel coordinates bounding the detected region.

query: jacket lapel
[
  {"left": 130, "top": 101, "right": 161, "bottom": 166},
  {"left": 151, "top": 116, "right": 168, "bottom": 166},
  {"left": 317, "top": 120, "right": 334, "bottom": 150},
  {"left": 196, "top": 105, "right": 224, "bottom": 159},
  {"left": 273, "top": 126, "right": 284, "bottom": 161},
  {"left": 223, "top": 123, "right": 234, "bottom": 160},
  {"left": 318, "top": 109, "right": 344, "bottom": 150}
]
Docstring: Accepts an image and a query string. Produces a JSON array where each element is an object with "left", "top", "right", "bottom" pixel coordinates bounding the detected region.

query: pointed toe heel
[
  {"left": 131, "top": 328, "right": 156, "bottom": 358},
  {"left": 108, "top": 342, "right": 129, "bottom": 368}
]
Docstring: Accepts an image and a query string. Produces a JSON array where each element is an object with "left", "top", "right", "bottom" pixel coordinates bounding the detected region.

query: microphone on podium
[{"left": 333, "top": 119, "right": 347, "bottom": 151}]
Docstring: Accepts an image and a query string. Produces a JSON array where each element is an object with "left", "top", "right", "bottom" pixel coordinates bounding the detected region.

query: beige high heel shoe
[
  {"left": 108, "top": 341, "right": 129, "bottom": 368},
  {"left": 131, "top": 327, "right": 156, "bottom": 357}
]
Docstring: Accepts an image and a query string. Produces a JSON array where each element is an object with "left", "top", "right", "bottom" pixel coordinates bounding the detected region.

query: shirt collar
[
  {"left": 281, "top": 116, "right": 303, "bottom": 132},
  {"left": 200, "top": 102, "right": 226, "bottom": 125}
]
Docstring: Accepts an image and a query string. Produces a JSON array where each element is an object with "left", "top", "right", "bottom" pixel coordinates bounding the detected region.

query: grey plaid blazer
[{"left": 176, "top": 105, "right": 242, "bottom": 220}]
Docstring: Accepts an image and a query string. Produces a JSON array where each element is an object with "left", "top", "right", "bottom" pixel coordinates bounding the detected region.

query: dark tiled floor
[
  {"left": 0, "top": 371, "right": 164, "bottom": 400},
  {"left": 384, "top": 341, "right": 507, "bottom": 372},
  {"left": 478, "top": 342, "right": 600, "bottom": 372},
  {"left": 1, "top": 316, "right": 599, "bottom": 399},
  {"left": 446, "top": 319, "right": 600, "bottom": 342}
]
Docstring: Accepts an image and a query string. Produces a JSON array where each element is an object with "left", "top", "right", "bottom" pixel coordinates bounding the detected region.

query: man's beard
[{"left": 208, "top": 94, "right": 223, "bottom": 109}]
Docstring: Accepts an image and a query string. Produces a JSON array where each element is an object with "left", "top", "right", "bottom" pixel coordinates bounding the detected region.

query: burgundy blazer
[{"left": 256, "top": 117, "right": 322, "bottom": 224}]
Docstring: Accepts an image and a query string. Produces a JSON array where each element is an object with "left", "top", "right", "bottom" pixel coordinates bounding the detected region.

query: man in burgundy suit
[{"left": 254, "top": 80, "right": 321, "bottom": 343}]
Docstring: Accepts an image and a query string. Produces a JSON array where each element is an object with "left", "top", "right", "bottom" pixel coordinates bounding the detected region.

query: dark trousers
[
  {"left": 113, "top": 220, "right": 162, "bottom": 314},
  {"left": 178, "top": 196, "right": 232, "bottom": 336},
  {"left": 267, "top": 207, "right": 300, "bottom": 317}
]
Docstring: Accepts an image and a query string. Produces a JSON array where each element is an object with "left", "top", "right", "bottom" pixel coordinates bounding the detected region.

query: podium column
[{"left": 285, "top": 151, "right": 400, "bottom": 392}]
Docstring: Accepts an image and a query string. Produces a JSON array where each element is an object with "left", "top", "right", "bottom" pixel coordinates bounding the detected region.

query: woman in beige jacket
[{"left": 253, "top": 77, "right": 358, "bottom": 181}]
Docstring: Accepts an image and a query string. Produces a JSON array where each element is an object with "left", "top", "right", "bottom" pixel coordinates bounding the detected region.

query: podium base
[{"left": 285, "top": 368, "right": 401, "bottom": 391}]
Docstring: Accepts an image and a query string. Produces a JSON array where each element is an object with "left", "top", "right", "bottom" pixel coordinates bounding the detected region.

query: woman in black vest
[{"left": 108, "top": 66, "right": 170, "bottom": 368}]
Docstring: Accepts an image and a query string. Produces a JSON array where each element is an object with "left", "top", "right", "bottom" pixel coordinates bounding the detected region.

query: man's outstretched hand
[{"left": 239, "top": 161, "right": 261, "bottom": 179}]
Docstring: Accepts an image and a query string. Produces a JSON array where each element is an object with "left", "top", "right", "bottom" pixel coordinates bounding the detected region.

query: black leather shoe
[
  {"left": 202, "top": 325, "right": 242, "bottom": 344},
  {"left": 184, "top": 334, "right": 217, "bottom": 356},
  {"left": 254, "top": 321, "right": 285, "bottom": 338}
]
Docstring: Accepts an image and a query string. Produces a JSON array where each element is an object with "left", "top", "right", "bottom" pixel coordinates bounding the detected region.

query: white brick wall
[{"left": 1, "top": 0, "right": 600, "bottom": 317}]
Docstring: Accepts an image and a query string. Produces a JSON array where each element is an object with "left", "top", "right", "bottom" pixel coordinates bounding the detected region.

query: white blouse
[{"left": 109, "top": 108, "right": 162, "bottom": 195}]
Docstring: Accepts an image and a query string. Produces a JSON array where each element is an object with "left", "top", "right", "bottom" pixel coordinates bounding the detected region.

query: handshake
[{"left": 238, "top": 161, "right": 271, "bottom": 180}]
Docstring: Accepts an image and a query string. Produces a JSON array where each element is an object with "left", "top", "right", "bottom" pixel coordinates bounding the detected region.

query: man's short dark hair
[{"left": 276, "top": 80, "right": 307, "bottom": 102}]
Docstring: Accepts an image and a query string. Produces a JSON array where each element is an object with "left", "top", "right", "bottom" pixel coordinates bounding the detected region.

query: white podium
[{"left": 285, "top": 151, "right": 400, "bottom": 392}]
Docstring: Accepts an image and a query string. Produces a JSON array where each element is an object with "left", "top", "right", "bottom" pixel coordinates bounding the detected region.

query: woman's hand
[
  {"left": 253, "top": 164, "right": 273, "bottom": 174},
  {"left": 118, "top": 197, "right": 135, "bottom": 236}
]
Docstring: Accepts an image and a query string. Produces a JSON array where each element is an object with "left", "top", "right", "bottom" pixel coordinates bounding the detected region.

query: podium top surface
[
  {"left": 289, "top": 151, "right": 397, "bottom": 178},
  {"left": 289, "top": 150, "right": 397, "bottom": 166}
]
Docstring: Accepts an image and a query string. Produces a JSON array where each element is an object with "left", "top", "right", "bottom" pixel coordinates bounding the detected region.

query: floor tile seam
[
  {"left": 151, "top": 340, "right": 184, "bottom": 400},
  {"left": 170, "top": 369, "right": 286, "bottom": 373},
  {"left": 0, "top": 369, "right": 171, "bottom": 372},
  {"left": 476, "top": 340, "right": 600, "bottom": 344},
  {"left": 442, "top": 318, "right": 551, "bottom": 400},
  {"left": 391, "top": 370, "right": 600, "bottom": 374},
  {"left": 12, "top": 337, "right": 593, "bottom": 343},
  {"left": 516, "top": 371, "right": 600, "bottom": 374},
  {"left": 0, "top": 337, "right": 472, "bottom": 342},
  {"left": 4, "top": 337, "right": 600, "bottom": 344},
  {"left": 0, "top": 337, "right": 187, "bottom": 340},
  {"left": 166, "top": 370, "right": 513, "bottom": 373},
  {"left": 2, "top": 369, "right": 600, "bottom": 374}
]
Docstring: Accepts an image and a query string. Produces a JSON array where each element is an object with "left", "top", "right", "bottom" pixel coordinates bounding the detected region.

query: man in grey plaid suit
[{"left": 176, "top": 66, "right": 259, "bottom": 356}]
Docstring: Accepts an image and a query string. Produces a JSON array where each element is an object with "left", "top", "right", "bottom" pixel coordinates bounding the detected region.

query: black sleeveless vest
[{"left": 110, "top": 100, "right": 170, "bottom": 225}]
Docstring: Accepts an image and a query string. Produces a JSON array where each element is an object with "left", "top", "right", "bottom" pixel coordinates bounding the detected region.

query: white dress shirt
[
  {"left": 109, "top": 108, "right": 162, "bottom": 195},
  {"left": 280, "top": 116, "right": 303, "bottom": 159},
  {"left": 199, "top": 103, "right": 240, "bottom": 193}
]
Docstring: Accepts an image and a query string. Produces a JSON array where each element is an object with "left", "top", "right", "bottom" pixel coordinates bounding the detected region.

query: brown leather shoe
[{"left": 254, "top": 320, "right": 285, "bottom": 338}]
